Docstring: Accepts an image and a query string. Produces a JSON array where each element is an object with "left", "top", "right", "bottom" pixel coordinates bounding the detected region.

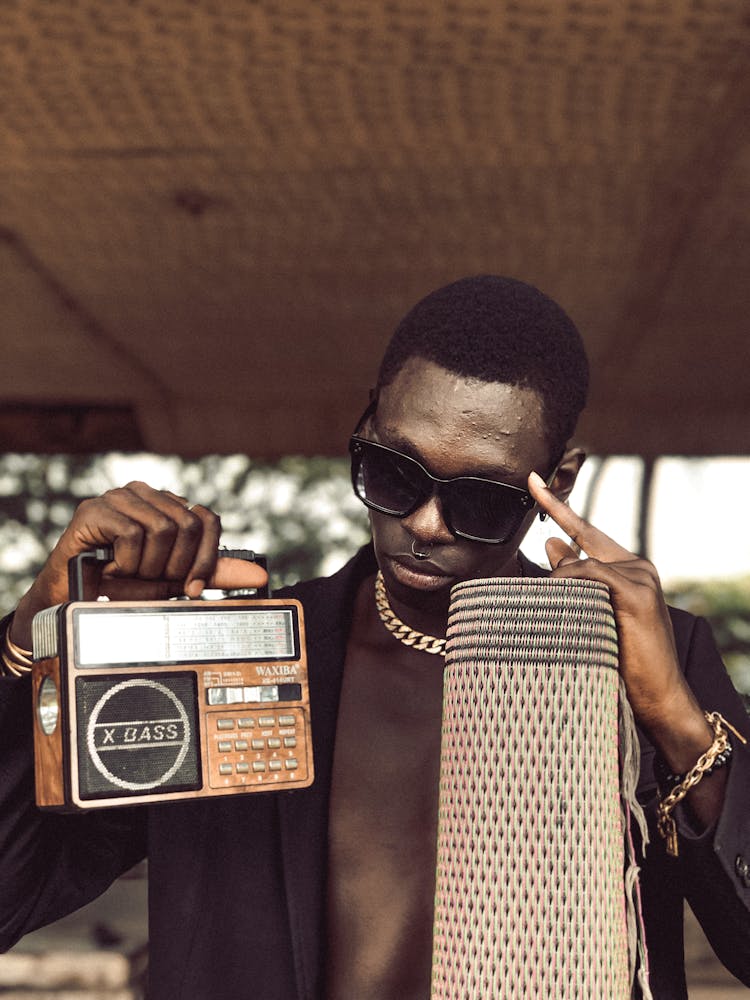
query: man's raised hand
[
  {"left": 10, "top": 482, "right": 268, "bottom": 650},
  {"left": 527, "top": 470, "right": 713, "bottom": 771}
]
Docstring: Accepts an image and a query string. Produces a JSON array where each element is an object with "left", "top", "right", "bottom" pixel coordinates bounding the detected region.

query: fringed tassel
[{"left": 618, "top": 676, "right": 653, "bottom": 1000}]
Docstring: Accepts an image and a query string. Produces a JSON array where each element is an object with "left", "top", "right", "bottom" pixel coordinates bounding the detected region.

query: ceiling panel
[{"left": 0, "top": 0, "right": 748, "bottom": 457}]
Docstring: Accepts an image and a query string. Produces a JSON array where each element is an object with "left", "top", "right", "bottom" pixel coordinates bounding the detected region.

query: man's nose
[{"left": 401, "top": 493, "right": 454, "bottom": 545}]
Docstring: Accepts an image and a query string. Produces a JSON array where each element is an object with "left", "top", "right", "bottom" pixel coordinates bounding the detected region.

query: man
[{"left": 1, "top": 276, "right": 748, "bottom": 999}]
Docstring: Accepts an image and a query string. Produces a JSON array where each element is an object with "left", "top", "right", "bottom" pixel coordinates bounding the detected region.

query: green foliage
[{"left": 666, "top": 577, "right": 750, "bottom": 703}]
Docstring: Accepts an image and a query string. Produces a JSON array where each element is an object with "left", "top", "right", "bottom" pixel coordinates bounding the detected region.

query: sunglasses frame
[{"left": 348, "top": 434, "right": 537, "bottom": 545}]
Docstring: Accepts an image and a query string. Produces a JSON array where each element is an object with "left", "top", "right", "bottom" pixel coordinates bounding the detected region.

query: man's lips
[
  {"left": 392, "top": 554, "right": 449, "bottom": 575},
  {"left": 387, "top": 555, "right": 454, "bottom": 591}
]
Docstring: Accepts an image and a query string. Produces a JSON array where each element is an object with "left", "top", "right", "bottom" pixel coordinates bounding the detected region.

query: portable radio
[{"left": 31, "top": 548, "right": 313, "bottom": 811}]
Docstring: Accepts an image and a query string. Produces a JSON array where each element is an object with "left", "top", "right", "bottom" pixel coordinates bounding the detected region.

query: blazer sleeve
[
  {"left": 0, "top": 669, "right": 147, "bottom": 951},
  {"left": 658, "top": 610, "right": 750, "bottom": 984}
]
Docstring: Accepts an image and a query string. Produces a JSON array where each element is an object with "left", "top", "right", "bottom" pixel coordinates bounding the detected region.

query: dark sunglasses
[{"left": 349, "top": 434, "right": 536, "bottom": 544}]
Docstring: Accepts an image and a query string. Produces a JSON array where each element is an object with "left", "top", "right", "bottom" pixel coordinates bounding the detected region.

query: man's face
[{"left": 365, "top": 357, "right": 560, "bottom": 619}]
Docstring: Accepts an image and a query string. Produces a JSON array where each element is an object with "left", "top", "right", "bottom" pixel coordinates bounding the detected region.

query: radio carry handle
[{"left": 67, "top": 546, "right": 269, "bottom": 603}]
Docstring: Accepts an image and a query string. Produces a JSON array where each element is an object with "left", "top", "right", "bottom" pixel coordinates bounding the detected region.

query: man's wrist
[
  {"left": 641, "top": 689, "right": 714, "bottom": 775},
  {"left": 655, "top": 712, "right": 746, "bottom": 854},
  {"left": 0, "top": 613, "right": 32, "bottom": 679}
]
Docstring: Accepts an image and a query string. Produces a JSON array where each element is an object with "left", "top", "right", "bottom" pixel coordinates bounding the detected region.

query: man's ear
[{"left": 548, "top": 447, "right": 586, "bottom": 504}]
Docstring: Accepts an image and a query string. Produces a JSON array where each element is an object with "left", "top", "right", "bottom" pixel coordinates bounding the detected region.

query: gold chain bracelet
[{"left": 657, "top": 711, "right": 747, "bottom": 857}]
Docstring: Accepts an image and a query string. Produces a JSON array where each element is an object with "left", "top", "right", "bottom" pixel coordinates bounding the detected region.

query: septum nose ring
[{"left": 411, "top": 539, "right": 432, "bottom": 561}]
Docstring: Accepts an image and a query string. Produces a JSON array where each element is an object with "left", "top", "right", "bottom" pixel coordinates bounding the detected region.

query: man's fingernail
[
  {"left": 186, "top": 579, "right": 205, "bottom": 598},
  {"left": 529, "top": 470, "right": 547, "bottom": 489}
]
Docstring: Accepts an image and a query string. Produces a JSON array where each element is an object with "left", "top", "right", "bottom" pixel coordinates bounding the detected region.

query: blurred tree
[
  {"left": 0, "top": 453, "right": 370, "bottom": 608},
  {"left": 666, "top": 577, "right": 750, "bottom": 708}
]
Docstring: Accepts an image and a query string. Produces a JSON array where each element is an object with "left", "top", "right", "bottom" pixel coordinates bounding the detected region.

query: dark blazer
[{"left": 1, "top": 546, "right": 749, "bottom": 999}]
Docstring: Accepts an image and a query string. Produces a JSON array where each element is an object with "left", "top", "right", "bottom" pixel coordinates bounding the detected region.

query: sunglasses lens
[
  {"left": 447, "top": 480, "right": 529, "bottom": 543},
  {"left": 352, "top": 441, "right": 426, "bottom": 515}
]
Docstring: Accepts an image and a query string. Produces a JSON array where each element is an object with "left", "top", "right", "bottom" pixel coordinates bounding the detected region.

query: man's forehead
[
  {"left": 373, "top": 359, "right": 552, "bottom": 477},
  {"left": 377, "top": 358, "right": 545, "bottom": 426}
]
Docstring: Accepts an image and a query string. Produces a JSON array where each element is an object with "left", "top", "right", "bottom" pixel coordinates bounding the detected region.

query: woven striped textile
[{"left": 431, "top": 577, "right": 649, "bottom": 999}]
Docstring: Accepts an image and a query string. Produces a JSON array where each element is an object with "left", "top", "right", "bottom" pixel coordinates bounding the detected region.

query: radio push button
[
  {"left": 277, "top": 684, "right": 302, "bottom": 701},
  {"left": 251, "top": 738, "right": 265, "bottom": 750},
  {"left": 278, "top": 714, "right": 296, "bottom": 727},
  {"left": 237, "top": 718, "right": 255, "bottom": 728},
  {"left": 283, "top": 736, "right": 297, "bottom": 748},
  {"left": 267, "top": 737, "right": 281, "bottom": 749},
  {"left": 285, "top": 759, "right": 298, "bottom": 770},
  {"left": 235, "top": 739, "right": 249, "bottom": 751},
  {"left": 252, "top": 761, "right": 266, "bottom": 773},
  {"left": 216, "top": 719, "right": 235, "bottom": 731},
  {"left": 236, "top": 762, "right": 250, "bottom": 774},
  {"left": 219, "top": 763, "right": 233, "bottom": 776},
  {"left": 218, "top": 740, "right": 233, "bottom": 753},
  {"left": 258, "top": 715, "right": 276, "bottom": 727},
  {"left": 269, "top": 760, "right": 283, "bottom": 772},
  {"left": 207, "top": 687, "right": 245, "bottom": 705}
]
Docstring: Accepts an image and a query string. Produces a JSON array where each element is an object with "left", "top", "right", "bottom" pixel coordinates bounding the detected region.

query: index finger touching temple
[{"left": 528, "top": 470, "right": 634, "bottom": 562}]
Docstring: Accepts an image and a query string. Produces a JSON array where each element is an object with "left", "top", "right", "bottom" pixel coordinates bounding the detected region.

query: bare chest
[{"left": 325, "top": 631, "right": 445, "bottom": 1000}]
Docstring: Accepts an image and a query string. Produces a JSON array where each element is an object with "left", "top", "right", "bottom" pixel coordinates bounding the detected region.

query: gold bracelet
[
  {"left": 0, "top": 619, "right": 33, "bottom": 678},
  {"left": 5, "top": 630, "right": 33, "bottom": 666},
  {"left": 1, "top": 648, "right": 31, "bottom": 678},
  {"left": 657, "top": 711, "right": 747, "bottom": 858}
]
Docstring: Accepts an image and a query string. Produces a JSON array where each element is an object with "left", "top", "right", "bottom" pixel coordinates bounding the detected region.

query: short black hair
[{"left": 376, "top": 275, "right": 589, "bottom": 458}]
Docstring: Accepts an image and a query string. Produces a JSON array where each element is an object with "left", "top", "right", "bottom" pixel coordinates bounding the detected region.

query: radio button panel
[{"left": 207, "top": 706, "right": 310, "bottom": 788}]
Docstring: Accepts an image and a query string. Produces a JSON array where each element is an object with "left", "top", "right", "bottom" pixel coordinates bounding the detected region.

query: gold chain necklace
[
  {"left": 374, "top": 558, "right": 525, "bottom": 657},
  {"left": 374, "top": 570, "right": 446, "bottom": 656}
]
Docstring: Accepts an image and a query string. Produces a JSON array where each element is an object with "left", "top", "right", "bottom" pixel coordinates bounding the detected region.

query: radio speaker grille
[{"left": 75, "top": 673, "right": 201, "bottom": 799}]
